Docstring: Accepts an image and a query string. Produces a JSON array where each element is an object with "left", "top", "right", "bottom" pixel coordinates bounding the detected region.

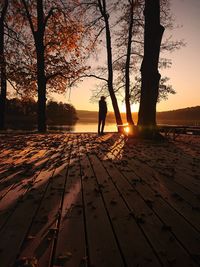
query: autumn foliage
[
  {"left": 7, "top": 0, "right": 90, "bottom": 95},
  {"left": 0, "top": 0, "right": 93, "bottom": 131}
]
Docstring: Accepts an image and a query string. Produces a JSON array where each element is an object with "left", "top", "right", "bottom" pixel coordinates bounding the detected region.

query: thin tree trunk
[
  {"left": 104, "top": 18, "right": 122, "bottom": 126},
  {"left": 22, "top": 0, "right": 47, "bottom": 132},
  {"left": 98, "top": 0, "right": 123, "bottom": 127},
  {"left": 125, "top": 0, "right": 134, "bottom": 125},
  {"left": 138, "top": 0, "right": 164, "bottom": 129},
  {"left": 36, "top": 39, "right": 46, "bottom": 132},
  {"left": 35, "top": 0, "right": 46, "bottom": 132},
  {"left": 0, "top": 0, "right": 8, "bottom": 130}
]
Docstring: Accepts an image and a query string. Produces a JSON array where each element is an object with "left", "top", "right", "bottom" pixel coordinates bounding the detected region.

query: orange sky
[
  {"left": 159, "top": 0, "right": 200, "bottom": 112},
  {"left": 6, "top": 1, "right": 199, "bottom": 113},
  {"left": 53, "top": 0, "right": 199, "bottom": 113}
]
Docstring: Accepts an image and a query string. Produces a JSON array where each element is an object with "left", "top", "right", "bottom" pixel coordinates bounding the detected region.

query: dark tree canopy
[
  {"left": 2, "top": 0, "right": 92, "bottom": 132},
  {"left": 47, "top": 100, "right": 78, "bottom": 125},
  {"left": 5, "top": 98, "right": 78, "bottom": 129}
]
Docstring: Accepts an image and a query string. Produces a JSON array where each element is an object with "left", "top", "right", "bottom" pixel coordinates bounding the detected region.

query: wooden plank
[
  {"left": 99, "top": 153, "right": 198, "bottom": 267},
  {"left": 0, "top": 133, "right": 199, "bottom": 267},
  {"left": 53, "top": 136, "right": 87, "bottom": 267},
  {"left": 118, "top": 137, "right": 200, "bottom": 194},
  {"left": 96, "top": 134, "right": 200, "bottom": 265},
  {"left": 88, "top": 152, "right": 161, "bottom": 267},
  {"left": 116, "top": 164, "right": 200, "bottom": 265},
  {"left": 125, "top": 157, "right": 200, "bottom": 232},
  {"left": 0, "top": 147, "right": 54, "bottom": 229},
  {"left": 0, "top": 167, "right": 44, "bottom": 229},
  {"left": 0, "top": 168, "right": 56, "bottom": 266},
  {"left": 79, "top": 137, "right": 124, "bottom": 267},
  {"left": 15, "top": 139, "right": 71, "bottom": 267},
  {"left": 135, "top": 142, "right": 200, "bottom": 195},
  {"left": 105, "top": 137, "right": 200, "bottom": 231},
  {"left": 124, "top": 141, "right": 200, "bottom": 218},
  {"left": 0, "top": 137, "right": 70, "bottom": 266}
]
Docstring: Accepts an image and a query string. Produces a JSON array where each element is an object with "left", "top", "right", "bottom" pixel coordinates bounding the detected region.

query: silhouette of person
[{"left": 98, "top": 96, "right": 107, "bottom": 135}]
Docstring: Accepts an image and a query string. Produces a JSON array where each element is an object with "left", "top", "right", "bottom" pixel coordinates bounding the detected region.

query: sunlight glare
[{"left": 124, "top": 126, "right": 130, "bottom": 134}]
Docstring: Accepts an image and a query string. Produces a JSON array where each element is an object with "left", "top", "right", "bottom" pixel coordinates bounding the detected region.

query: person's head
[{"left": 101, "top": 96, "right": 106, "bottom": 101}]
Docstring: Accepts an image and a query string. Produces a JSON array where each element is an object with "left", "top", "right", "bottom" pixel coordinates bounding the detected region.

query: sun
[{"left": 124, "top": 126, "right": 130, "bottom": 134}]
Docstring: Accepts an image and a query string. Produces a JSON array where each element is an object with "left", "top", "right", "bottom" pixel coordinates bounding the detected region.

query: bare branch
[
  {"left": 21, "top": 0, "right": 35, "bottom": 35},
  {"left": 78, "top": 74, "right": 107, "bottom": 82},
  {"left": 69, "top": 73, "right": 108, "bottom": 87},
  {"left": 91, "top": 25, "right": 105, "bottom": 46},
  {"left": 7, "top": 79, "right": 23, "bottom": 97},
  {"left": 0, "top": 0, "right": 8, "bottom": 22}
]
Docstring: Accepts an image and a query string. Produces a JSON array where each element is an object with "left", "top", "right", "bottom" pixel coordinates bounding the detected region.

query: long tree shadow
[
  {"left": 0, "top": 135, "right": 68, "bottom": 229},
  {"left": 1, "top": 132, "right": 199, "bottom": 266},
  {"left": 96, "top": 133, "right": 200, "bottom": 266},
  {"left": 0, "top": 132, "right": 119, "bottom": 267}
]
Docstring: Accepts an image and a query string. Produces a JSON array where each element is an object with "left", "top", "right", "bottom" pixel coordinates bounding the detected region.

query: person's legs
[
  {"left": 101, "top": 117, "right": 105, "bottom": 134},
  {"left": 98, "top": 116, "right": 102, "bottom": 134}
]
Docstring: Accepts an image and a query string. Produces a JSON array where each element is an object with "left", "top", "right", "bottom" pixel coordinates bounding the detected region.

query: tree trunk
[
  {"left": 0, "top": 0, "right": 8, "bottom": 130},
  {"left": 98, "top": 0, "right": 123, "bottom": 127},
  {"left": 105, "top": 18, "right": 122, "bottom": 126},
  {"left": 125, "top": 0, "right": 134, "bottom": 125},
  {"left": 138, "top": 0, "right": 164, "bottom": 129},
  {"left": 36, "top": 40, "right": 46, "bottom": 132},
  {"left": 35, "top": 0, "right": 46, "bottom": 132}
]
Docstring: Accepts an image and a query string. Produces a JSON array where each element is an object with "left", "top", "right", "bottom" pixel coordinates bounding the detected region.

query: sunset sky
[{"left": 53, "top": 0, "right": 200, "bottom": 113}]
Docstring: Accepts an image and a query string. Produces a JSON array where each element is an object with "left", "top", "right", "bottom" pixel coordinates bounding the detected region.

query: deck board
[
  {"left": 53, "top": 135, "right": 87, "bottom": 267},
  {"left": 98, "top": 152, "right": 196, "bottom": 267},
  {"left": 0, "top": 133, "right": 199, "bottom": 267},
  {"left": 89, "top": 153, "right": 161, "bottom": 267},
  {"left": 80, "top": 139, "right": 124, "bottom": 267}
]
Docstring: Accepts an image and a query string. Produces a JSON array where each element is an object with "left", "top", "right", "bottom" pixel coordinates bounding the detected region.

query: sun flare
[{"left": 124, "top": 126, "right": 130, "bottom": 134}]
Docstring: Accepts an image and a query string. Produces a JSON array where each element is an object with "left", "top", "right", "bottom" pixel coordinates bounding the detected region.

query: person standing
[{"left": 98, "top": 96, "right": 107, "bottom": 135}]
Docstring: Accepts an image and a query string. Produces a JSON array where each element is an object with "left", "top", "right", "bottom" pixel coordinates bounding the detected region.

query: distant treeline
[
  {"left": 157, "top": 106, "right": 200, "bottom": 126},
  {"left": 157, "top": 106, "right": 200, "bottom": 120},
  {"left": 5, "top": 98, "right": 78, "bottom": 129},
  {"left": 76, "top": 110, "right": 138, "bottom": 124},
  {"left": 77, "top": 106, "right": 200, "bottom": 126}
]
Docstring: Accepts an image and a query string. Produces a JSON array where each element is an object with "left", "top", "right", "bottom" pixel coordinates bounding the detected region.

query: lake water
[
  {"left": 5, "top": 121, "right": 199, "bottom": 133},
  {"left": 48, "top": 123, "right": 118, "bottom": 133},
  {"left": 3, "top": 122, "right": 117, "bottom": 133}
]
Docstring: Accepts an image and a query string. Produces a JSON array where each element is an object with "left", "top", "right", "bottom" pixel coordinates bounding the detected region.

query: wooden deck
[
  {"left": 0, "top": 133, "right": 200, "bottom": 267},
  {"left": 158, "top": 126, "right": 200, "bottom": 140}
]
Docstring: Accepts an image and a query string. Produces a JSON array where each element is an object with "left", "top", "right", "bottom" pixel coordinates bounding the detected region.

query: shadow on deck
[{"left": 0, "top": 133, "right": 199, "bottom": 267}]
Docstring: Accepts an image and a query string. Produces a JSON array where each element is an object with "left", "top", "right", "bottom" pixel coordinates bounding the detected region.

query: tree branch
[
  {"left": 91, "top": 25, "right": 105, "bottom": 46},
  {"left": 7, "top": 79, "right": 23, "bottom": 97},
  {"left": 69, "top": 73, "right": 108, "bottom": 87},
  {"left": 21, "top": 0, "right": 35, "bottom": 35},
  {"left": 46, "top": 71, "right": 68, "bottom": 82},
  {"left": 78, "top": 74, "right": 107, "bottom": 82},
  {"left": 44, "top": 7, "right": 60, "bottom": 28},
  {"left": 0, "top": 0, "right": 8, "bottom": 22}
]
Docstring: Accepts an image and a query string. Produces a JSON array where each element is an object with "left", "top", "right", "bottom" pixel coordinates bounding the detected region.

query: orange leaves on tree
[{"left": 6, "top": 0, "right": 94, "bottom": 97}]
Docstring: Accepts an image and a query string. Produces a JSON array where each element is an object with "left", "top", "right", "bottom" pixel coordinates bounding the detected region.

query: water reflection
[
  {"left": 73, "top": 123, "right": 117, "bottom": 133},
  {"left": 4, "top": 123, "right": 118, "bottom": 133},
  {"left": 49, "top": 123, "right": 117, "bottom": 133},
  {"left": 48, "top": 125, "right": 75, "bottom": 132}
]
